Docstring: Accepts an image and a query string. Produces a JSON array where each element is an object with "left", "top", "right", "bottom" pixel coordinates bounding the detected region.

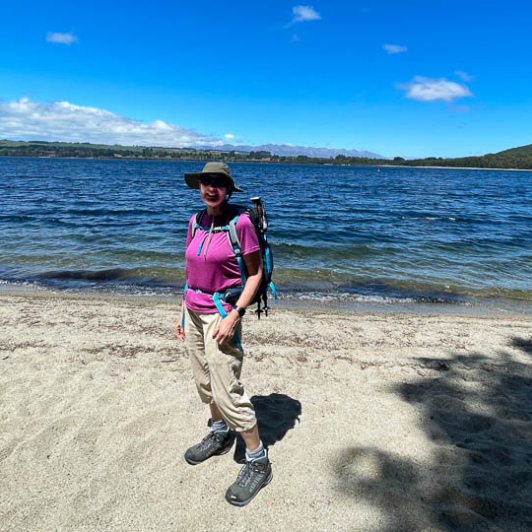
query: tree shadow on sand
[
  {"left": 233, "top": 393, "right": 302, "bottom": 463},
  {"left": 333, "top": 338, "right": 532, "bottom": 530},
  {"left": 511, "top": 337, "right": 532, "bottom": 357}
]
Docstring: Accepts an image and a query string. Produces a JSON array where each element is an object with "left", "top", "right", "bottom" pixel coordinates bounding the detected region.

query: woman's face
[{"left": 199, "top": 175, "right": 229, "bottom": 209}]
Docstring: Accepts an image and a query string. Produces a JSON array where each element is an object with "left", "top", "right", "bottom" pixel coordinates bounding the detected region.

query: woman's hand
[
  {"left": 211, "top": 249, "right": 262, "bottom": 346},
  {"left": 212, "top": 312, "right": 240, "bottom": 345},
  {"left": 175, "top": 321, "right": 185, "bottom": 342},
  {"left": 176, "top": 302, "right": 185, "bottom": 342}
]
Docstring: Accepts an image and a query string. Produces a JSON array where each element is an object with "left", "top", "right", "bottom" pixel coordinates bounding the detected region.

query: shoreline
[
  {"left": 2, "top": 154, "right": 532, "bottom": 172},
  {"left": 1, "top": 291, "right": 532, "bottom": 530},
  {"left": 2, "top": 285, "right": 532, "bottom": 318}
]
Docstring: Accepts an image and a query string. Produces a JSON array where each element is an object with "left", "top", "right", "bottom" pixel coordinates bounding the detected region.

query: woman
[{"left": 176, "top": 162, "right": 272, "bottom": 507}]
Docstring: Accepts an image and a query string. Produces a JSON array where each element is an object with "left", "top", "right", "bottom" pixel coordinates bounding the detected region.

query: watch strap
[{"left": 234, "top": 305, "right": 246, "bottom": 317}]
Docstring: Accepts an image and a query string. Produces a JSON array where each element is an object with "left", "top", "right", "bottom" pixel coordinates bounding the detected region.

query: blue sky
[{"left": 1, "top": 1, "right": 531, "bottom": 158}]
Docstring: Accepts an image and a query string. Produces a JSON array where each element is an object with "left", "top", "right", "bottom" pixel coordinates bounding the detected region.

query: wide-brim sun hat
[{"left": 184, "top": 162, "right": 243, "bottom": 193}]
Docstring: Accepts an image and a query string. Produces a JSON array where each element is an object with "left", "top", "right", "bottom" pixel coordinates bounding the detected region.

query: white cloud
[
  {"left": 224, "top": 133, "right": 235, "bottom": 140},
  {"left": 0, "top": 98, "right": 222, "bottom": 147},
  {"left": 455, "top": 70, "right": 473, "bottom": 82},
  {"left": 46, "top": 32, "right": 78, "bottom": 45},
  {"left": 398, "top": 76, "right": 473, "bottom": 102},
  {"left": 292, "top": 5, "right": 321, "bottom": 23},
  {"left": 383, "top": 44, "right": 408, "bottom": 54}
]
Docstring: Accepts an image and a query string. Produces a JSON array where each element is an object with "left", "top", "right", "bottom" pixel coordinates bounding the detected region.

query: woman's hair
[{"left": 224, "top": 178, "right": 234, "bottom": 200}]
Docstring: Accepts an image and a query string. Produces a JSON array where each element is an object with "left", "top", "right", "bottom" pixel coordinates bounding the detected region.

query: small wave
[
  {"left": 400, "top": 215, "right": 463, "bottom": 223},
  {"left": 281, "top": 290, "right": 472, "bottom": 306},
  {"left": 64, "top": 207, "right": 160, "bottom": 217},
  {"left": 0, "top": 279, "right": 48, "bottom": 292},
  {"left": 37, "top": 266, "right": 180, "bottom": 283}
]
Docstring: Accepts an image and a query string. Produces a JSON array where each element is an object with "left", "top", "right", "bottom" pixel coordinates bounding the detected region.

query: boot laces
[
  {"left": 198, "top": 431, "right": 218, "bottom": 451},
  {"left": 236, "top": 460, "right": 266, "bottom": 487},
  {"left": 236, "top": 462, "right": 254, "bottom": 487}
]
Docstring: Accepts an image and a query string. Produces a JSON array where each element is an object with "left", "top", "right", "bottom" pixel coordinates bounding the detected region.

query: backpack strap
[
  {"left": 191, "top": 209, "right": 206, "bottom": 239},
  {"left": 227, "top": 214, "right": 247, "bottom": 284}
]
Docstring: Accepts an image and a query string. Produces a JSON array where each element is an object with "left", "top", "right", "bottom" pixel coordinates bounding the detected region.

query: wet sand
[{"left": 1, "top": 291, "right": 531, "bottom": 531}]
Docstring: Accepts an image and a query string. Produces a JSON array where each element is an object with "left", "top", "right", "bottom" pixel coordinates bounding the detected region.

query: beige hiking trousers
[{"left": 184, "top": 307, "right": 257, "bottom": 432}]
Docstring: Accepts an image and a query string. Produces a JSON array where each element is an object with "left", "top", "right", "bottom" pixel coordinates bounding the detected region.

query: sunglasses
[{"left": 198, "top": 175, "right": 229, "bottom": 188}]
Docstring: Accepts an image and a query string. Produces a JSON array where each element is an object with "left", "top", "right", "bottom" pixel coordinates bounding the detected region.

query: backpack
[{"left": 191, "top": 197, "right": 276, "bottom": 318}]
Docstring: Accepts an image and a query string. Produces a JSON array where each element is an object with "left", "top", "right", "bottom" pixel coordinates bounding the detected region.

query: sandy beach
[{"left": 1, "top": 291, "right": 531, "bottom": 531}]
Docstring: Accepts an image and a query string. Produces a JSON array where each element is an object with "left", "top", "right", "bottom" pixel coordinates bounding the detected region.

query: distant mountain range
[
  {"left": 198, "top": 143, "right": 384, "bottom": 159},
  {"left": 2, "top": 139, "right": 532, "bottom": 168}
]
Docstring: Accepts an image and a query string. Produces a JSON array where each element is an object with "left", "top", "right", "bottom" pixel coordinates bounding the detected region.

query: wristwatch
[{"left": 234, "top": 305, "right": 246, "bottom": 317}]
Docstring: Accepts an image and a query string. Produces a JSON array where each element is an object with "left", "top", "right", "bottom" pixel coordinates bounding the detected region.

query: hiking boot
[
  {"left": 225, "top": 455, "right": 273, "bottom": 506},
  {"left": 184, "top": 430, "right": 235, "bottom": 465}
]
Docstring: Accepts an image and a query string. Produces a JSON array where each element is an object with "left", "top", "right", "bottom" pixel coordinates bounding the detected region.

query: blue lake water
[{"left": 1, "top": 157, "right": 531, "bottom": 310}]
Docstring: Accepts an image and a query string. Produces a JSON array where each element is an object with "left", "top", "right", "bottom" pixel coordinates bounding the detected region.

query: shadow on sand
[
  {"left": 333, "top": 337, "right": 532, "bottom": 530},
  {"left": 511, "top": 337, "right": 532, "bottom": 356},
  {"left": 233, "top": 393, "right": 302, "bottom": 463}
]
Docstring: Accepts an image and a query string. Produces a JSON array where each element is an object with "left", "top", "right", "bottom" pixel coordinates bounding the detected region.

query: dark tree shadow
[
  {"left": 233, "top": 393, "right": 302, "bottom": 463},
  {"left": 512, "top": 337, "right": 532, "bottom": 356},
  {"left": 333, "top": 342, "right": 532, "bottom": 531}
]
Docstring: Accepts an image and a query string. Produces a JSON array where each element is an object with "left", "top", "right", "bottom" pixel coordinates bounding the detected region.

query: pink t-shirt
[{"left": 184, "top": 211, "right": 260, "bottom": 313}]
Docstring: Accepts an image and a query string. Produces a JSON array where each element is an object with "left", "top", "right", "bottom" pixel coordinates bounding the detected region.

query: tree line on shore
[{"left": 1, "top": 140, "right": 531, "bottom": 169}]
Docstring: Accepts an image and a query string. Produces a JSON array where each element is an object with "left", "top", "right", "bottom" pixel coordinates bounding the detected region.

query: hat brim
[{"left": 184, "top": 172, "right": 243, "bottom": 192}]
